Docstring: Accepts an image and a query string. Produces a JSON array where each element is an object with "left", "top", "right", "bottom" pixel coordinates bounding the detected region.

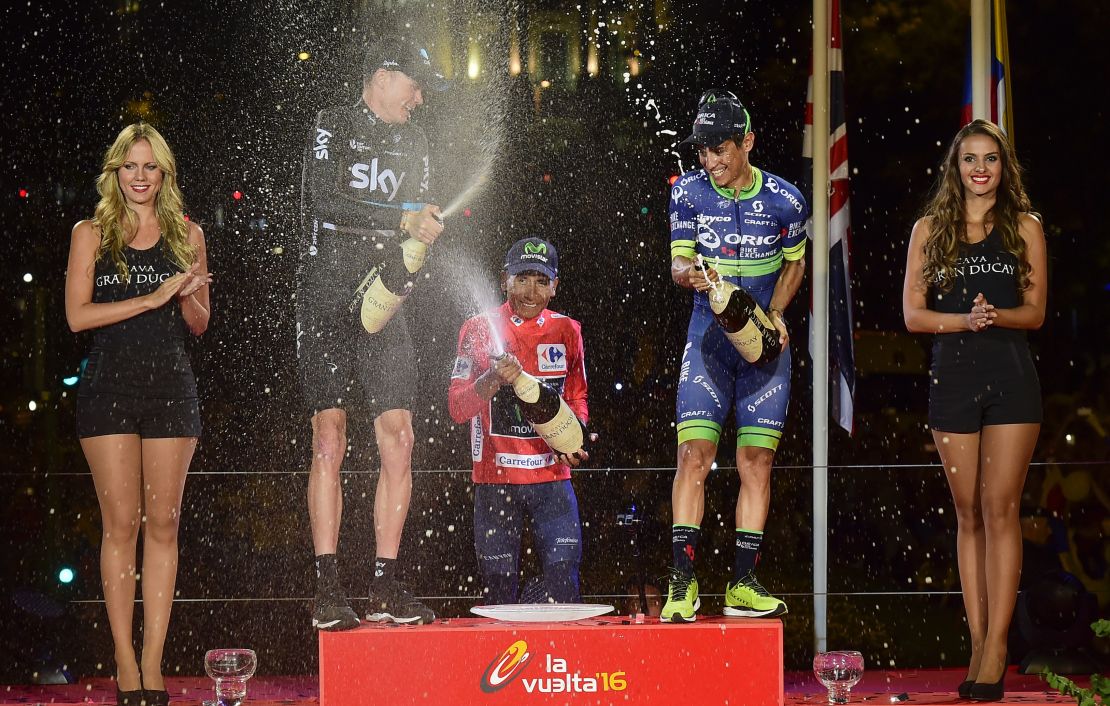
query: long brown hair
[
  {"left": 920, "top": 119, "right": 1032, "bottom": 292},
  {"left": 92, "top": 123, "right": 194, "bottom": 281}
]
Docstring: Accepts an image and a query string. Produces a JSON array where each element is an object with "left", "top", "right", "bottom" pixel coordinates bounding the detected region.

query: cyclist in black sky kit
[
  {"left": 904, "top": 119, "right": 1046, "bottom": 701},
  {"left": 298, "top": 36, "right": 447, "bottom": 630}
]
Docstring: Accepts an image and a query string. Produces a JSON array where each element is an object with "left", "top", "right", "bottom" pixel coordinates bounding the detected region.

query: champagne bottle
[
  {"left": 706, "top": 278, "right": 781, "bottom": 365},
  {"left": 499, "top": 359, "right": 588, "bottom": 460},
  {"left": 360, "top": 237, "right": 428, "bottom": 333}
]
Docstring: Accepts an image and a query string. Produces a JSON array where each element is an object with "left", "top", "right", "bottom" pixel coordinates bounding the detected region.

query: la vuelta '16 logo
[{"left": 480, "top": 640, "right": 533, "bottom": 693}]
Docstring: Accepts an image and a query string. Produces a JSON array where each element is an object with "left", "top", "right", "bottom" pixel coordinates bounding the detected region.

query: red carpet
[{"left": 0, "top": 668, "right": 1085, "bottom": 705}]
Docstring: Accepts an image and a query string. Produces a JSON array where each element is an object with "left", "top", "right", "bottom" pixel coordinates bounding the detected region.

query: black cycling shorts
[
  {"left": 928, "top": 341, "right": 1042, "bottom": 433},
  {"left": 77, "top": 394, "right": 202, "bottom": 439},
  {"left": 295, "top": 295, "right": 416, "bottom": 418}
]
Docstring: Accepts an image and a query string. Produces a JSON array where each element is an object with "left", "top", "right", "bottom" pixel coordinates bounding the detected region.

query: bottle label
[
  {"left": 724, "top": 321, "right": 766, "bottom": 364},
  {"left": 511, "top": 373, "right": 542, "bottom": 404},
  {"left": 360, "top": 277, "right": 407, "bottom": 333},
  {"left": 531, "top": 401, "right": 585, "bottom": 455}
]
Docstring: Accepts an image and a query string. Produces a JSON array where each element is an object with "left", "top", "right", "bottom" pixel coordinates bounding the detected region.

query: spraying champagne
[
  {"left": 358, "top": 237, "right": 429, "bottom": 333},
  {"left": 496, "top": 354, "right": 589, "bottom": 461},
  {"left": 699, "top": 256, "right": 781, "bottom": 365}
]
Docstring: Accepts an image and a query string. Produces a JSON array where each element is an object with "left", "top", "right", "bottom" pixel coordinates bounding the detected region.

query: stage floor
[{"left": 0, "top": 668, "right": 1086, "bottom": 705}]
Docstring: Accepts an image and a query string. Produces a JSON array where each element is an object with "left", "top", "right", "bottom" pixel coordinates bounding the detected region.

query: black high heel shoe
[
  {"left": 116, "top": 686, "right": 144, "bottom": 705},
  {"left": 143, "top": 687, "right": 170, "bottom": 705},
  {"left": 968, "top": 671, "right": 1005, "bottom": 702},
  {"left": 957, "top": 679, "right": 974, "bottom": 699}
]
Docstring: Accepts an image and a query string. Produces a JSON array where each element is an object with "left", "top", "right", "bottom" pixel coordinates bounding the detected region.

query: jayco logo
[
  {"left": 314, "top": 128, "right": 331, "bottom": 160},
  {"left": 349, "top": 158, "right": 404, "bottom": 201},
  {"left": 524, "top": 242, "right": 547, "bottom": 255}
]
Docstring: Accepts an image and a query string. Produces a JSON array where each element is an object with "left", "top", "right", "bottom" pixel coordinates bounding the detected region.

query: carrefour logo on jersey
[
  {"left": 349, "top": 158, "right": 404, "bottom": 201},
  {"left": 479, "top": 640, "right": 628, "bottom": 695},
  {"left": 537, "top": 344, "right": 567, "bottom": 373}
]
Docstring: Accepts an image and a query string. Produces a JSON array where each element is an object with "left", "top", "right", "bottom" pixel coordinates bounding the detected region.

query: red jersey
[{"left": 448, "top": 301, "right": 588, "bottom": 484}]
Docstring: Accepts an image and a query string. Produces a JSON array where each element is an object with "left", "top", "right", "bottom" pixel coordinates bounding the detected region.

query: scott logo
[
  {"left": 524, "top": 242, "right": 547, "bottom": 255},
  {"left": 480, "top": 640, "right": 533, "bottom": 693},
  {"left": 313, "top": 128, "right": 331, "bottom": 160},
  {"left": 349, "top": 158, "right": 404, "bottom": 201}
]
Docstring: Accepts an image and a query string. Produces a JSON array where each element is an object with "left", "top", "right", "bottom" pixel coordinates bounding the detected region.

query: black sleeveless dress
[
  {"left": 926, "top": 229, "right": 1041, "bottom": 432},
  {"left": 76, "top": 240, "right": 201, "bottom": 438}
]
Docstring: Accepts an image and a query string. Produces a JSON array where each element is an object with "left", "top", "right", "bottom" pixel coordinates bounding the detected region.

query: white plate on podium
[{"left": 470, "top": 603, "right": 615, "bottom": 622}]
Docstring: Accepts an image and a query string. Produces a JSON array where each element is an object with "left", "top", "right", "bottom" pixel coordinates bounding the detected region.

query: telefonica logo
[{"left": 524, "top": 242, "right": 547, "bottom": 255}]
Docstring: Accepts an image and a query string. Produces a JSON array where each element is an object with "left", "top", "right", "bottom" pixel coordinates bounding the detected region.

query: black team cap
[
  {"left": 504, "top": 237, "right": 558, "bottom": 280},
  {"left": 680, "top": 89, "right": 753, "bottom": 146},
  {"left": 363, "top": 36, "right": 449, "bottom": 92}
]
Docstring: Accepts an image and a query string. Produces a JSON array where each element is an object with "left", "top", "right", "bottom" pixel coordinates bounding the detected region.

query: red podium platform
[{"left": 319, "top": 615, "right": 783, "bottom": 705}]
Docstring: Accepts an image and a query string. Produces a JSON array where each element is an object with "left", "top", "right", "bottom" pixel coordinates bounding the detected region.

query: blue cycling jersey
[
  {"left": 669, "top": 166, "right": 809, "bottom": 304},
  {"left": 669, "top": 165, "right": 809, "bottom": 450}
]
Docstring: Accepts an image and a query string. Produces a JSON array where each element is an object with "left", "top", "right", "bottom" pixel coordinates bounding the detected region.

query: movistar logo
[{"left": 524, "top": 242, "right": 547, "bottom": 255}]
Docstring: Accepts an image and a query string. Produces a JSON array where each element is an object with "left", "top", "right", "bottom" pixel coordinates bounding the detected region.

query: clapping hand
[
  {"left": 178, "top": 266, "right": 212, "bottom": 299},
  {"left": 146, "top": 263, "right": 200, "bottom": 308},
  {"left": 968, "top": 292, "right": 996, "bottom": 332}
]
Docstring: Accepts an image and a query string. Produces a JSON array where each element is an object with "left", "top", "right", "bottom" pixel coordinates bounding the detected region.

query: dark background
[{"left": 1, "top": 0, "right": 1107, "bottom": 682}]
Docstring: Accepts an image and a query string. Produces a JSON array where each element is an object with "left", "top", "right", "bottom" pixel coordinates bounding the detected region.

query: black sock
[
  {"left": 672, "top": 525, "right": 700, "bottom": 576},
  {"left": 733, "top": 528, "right": 763, "bottom": 583},
  {"left": 373, "top": 557, "right": 396, "bottom": 584},
  {"left": 314, "top": 554, "right": 340, "bottom": 595}
]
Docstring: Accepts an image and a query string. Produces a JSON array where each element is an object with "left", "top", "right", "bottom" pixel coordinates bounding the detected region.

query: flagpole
[
  {"left": 970, "top": 0, "right": 990, "bottom": 120},
  {"left": 811, "top": 0, "right": 830, "bottom": 654}
]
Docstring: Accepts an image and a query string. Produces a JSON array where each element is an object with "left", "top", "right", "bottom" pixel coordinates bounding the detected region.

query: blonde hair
[
  {"left": 92, "top": 123, "right": 194, "bottom": 281},
  {"left": 921, "top": 119, "right": 1032, "bottom": 292}
]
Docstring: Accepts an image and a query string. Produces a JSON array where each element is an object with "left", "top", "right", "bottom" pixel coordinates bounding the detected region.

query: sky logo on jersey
[
  {"left": 349, "top": 158, "right": 405, "bottom": 201},
  {"left": 538, "top": 344, "right": 567, "bottom": 372},
  {"left": 480, "top": 640, "right": 534, "bottom": 693},
  {"left": 314, "top": 128, "right": 331, "bottom": 160}
]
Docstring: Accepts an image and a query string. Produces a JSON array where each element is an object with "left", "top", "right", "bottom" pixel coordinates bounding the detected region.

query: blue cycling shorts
[{"left": 675, "top": 302, "right": 791, "bottom": 450}]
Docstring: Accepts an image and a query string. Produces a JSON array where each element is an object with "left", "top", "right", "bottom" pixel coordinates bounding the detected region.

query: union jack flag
[{"left": 803, "top": 0, "right": 855, "bottom": 434}]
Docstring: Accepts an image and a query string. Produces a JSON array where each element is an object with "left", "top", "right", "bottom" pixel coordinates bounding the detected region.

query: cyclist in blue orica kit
[{"left": 663, "top": 90, "right": 808, "bottom": 622}]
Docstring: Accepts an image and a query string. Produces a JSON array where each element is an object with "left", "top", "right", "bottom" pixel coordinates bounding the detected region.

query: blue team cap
[
  {"left": 680, "top": 89, "right": 752, "bottom": 146},
  {"left": 504, "top": 237, "right": 558, "bottom": 280}
]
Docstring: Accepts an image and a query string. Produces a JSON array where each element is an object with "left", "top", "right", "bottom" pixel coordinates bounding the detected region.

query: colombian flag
[{"left": 961, "top": 0, "right": 1013, "bottom": 136}]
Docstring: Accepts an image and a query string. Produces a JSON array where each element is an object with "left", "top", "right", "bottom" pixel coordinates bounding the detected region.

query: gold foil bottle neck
[{"left": 401, "top": 237, "right": 428, "bottom": 274}]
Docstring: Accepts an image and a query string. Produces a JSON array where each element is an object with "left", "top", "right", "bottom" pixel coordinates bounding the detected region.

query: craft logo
[{"left": 480, "top": 640, "right": 533, "bottom": 693}]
